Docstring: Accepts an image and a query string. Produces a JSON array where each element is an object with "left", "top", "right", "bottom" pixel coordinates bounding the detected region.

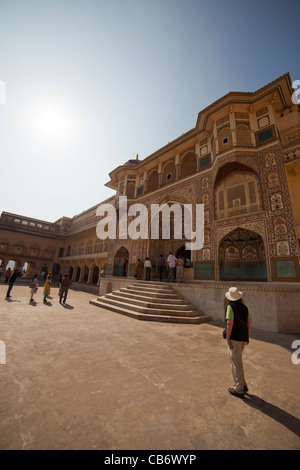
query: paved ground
[{"left": 0, "top": 282, "right": 300, "bottom": 450}]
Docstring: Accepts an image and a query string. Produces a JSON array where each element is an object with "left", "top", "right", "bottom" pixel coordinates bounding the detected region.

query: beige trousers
[{"left": 228, "top": 340, "right": 247, "bottom": 392}]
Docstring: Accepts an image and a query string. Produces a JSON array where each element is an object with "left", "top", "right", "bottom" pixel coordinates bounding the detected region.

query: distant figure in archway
[{"left": 134, "top": 259, "right": 143, "bottom": 279}]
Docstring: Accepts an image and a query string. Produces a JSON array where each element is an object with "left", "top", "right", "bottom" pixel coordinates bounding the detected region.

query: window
[
  {"left": 199, "top": 155, "right": 210, "bottom": 168},
  {"left": 255, "top": 125, "right": 275, "bottom": 145}
]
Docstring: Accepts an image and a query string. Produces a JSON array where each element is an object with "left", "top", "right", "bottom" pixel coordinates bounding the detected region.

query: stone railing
[{"left": 0, "top": 212, "right": 61, "bottom": 236}]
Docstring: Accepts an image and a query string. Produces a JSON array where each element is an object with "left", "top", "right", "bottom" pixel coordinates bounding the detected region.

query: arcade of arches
[{"left": 0, "top": 212, "right": 107, "bottom": 286}]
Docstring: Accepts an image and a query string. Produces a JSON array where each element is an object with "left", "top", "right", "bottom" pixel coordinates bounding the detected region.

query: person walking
[
  {"left": 156, "top": 255, "right": 165, "bottom": 282},
  {"left": 43, "top": 275, "right": 51, "bottom": 303},
  {"left": 59, "top": 273, "right": 70, "bottom": 304},
  {"left": 4, "top": 267, "right": 11, "bottom": 284},
  {"left": 29, "top": 274, "right": 39, "bottom": 302},
  {"left": 225, "top": 287, "right": 252, "bottom": 398},
  {"left": 134, "top": 259, "right": 143, "bottom": 279},
  {"left": 6, "top": 269, "right": 24, "bottom": 298},
  {"left": 167, "top": 252, "right": 177, "bottom": 282},
  {"left": 144, "top": 257, "right": 152, "bottom": 281},
  {"left": 176, "top": 256, "right": 184, "bottom": 282}
]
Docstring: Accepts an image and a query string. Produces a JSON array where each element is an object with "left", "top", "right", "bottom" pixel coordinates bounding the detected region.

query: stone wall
[{"left": 98, "top": 277, "right": 300, "bottom": 334}]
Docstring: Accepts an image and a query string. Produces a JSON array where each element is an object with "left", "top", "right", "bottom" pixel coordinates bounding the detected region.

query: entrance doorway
[
  {"left": 175, "top": 245, "right": 191, "bottom": 267},
  {"left": 113, "top": 247, "right": 129, "bottom": 276},
  {"left": 219, "top": 228, "right": 267, "bottom": 281},
  {"left": 76, "top": 267, "right": 81, "bottom": 281},
  {"left": 92, "top": 266, "right": 99, "bottom": 284}
]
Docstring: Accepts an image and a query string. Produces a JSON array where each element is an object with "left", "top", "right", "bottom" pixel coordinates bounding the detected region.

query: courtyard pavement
[{"left": 0, "top": 282, "right": 300, "bottom": 450}]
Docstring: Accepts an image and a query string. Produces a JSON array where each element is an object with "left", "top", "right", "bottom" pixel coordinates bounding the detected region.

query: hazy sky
[{"left": 0, "top": 0, "right": 299, "bottom": 222}]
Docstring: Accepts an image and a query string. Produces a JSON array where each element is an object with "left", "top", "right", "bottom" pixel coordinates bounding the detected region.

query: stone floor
[{"left": 0, "top": 283, "right": 300, "bottom": 450}]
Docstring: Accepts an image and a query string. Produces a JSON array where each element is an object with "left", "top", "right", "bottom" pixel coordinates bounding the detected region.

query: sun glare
[
  {"left": 18, "top": 94, "right": 84, "bottom": 160},
  {"left": 33, "top": 102, "right": 74, "bottom": 144},
  {"left": 38, "top": 104, "right": 70, "bottom": 139}
]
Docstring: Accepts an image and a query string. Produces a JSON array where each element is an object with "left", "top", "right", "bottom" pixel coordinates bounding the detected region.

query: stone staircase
[{"left": 89, "top": 281, "right": 211, "bottom": 324}]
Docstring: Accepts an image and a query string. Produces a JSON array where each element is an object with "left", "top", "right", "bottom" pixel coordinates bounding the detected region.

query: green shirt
[{"left": 226, "top": 305, "right": 251, "bottom": 320}]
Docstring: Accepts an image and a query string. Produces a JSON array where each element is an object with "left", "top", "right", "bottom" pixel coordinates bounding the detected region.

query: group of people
[
  {"left": 1, "top": 265, "right": 252, "bottom": 399},
  {"left": 0, "top": 266, "right": 14, "bottom": 284},
  {"left": 3, "top": 268, "right": 71, "bottom": 305},
  {"left": 134, "top": 252, "right": 186, "bottom": 282}
]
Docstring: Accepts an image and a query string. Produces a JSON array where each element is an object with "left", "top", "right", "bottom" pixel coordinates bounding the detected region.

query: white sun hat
[{"left": 225, "top": 287, "right": 243, "bottom": 301}]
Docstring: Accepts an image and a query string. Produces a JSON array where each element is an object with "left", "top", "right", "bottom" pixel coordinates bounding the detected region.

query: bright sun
[
  {"left": 16, "top": 92, "right": 84, "bottom": 161},
  {"left": 38, "top": 104, "right": 71, "bottom": 140},
  {"left": 33, "top": 102, "right": 74, "bottom": 145}
]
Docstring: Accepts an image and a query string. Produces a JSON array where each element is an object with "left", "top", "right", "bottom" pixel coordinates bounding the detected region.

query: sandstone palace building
[{"left": 1, "top": 73, "right": 300, "bottom": 332}]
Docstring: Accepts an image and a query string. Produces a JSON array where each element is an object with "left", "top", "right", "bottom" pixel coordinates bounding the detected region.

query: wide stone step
[
  {"left": 89, "top": 298, "right": 210, "bottom": 324},
  {"left": 123, "top": 286, "right": 182, "bottom": 299},
  {"left": 102, "top": 292, "right": 198, "bottom": 311},
  {"left": 129, "top": 283, "right": 176, "bottom": 294},
  {"left": 113, "top": 290, "right": 187, "bottom": 305},
  {"left": 90, "top": 280, "right": 211, "bottom": 325},
  {"left": 97, "top": 295, "right": 199, "bottom": 317}
]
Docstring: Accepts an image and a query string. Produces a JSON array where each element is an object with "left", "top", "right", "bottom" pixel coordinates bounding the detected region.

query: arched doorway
[
  {"left": 175, "top": 245, "right": 191, "bottom": 266},
  {"left": 23, "top": 260, "right": 37, "bottom": 277},
  {"left": 148, "top": 201, "right": 190, "bottom": 265},
  {"left": 7, "top": 259, "right": 16, "bottom": 270},
  {"left": 219, "top": 228, "right": 267, "bottom": 281},
  {"left": 76, "top": 267, "right": 81, "bottom": 282},
  {"left": 113, "top": 247, "right": 129, "bottom": 276},
  {"left": 69, "top": 266, "right": 74, "bottom": 280},
  {"left": 83, "top": 266, "right": 89, "bottom": 283},
  {"left": 92, "top": 266, "right": 99, "bottom": 284},
  {"left": 52, "top": 263, "right": 60, "bottom": 277}
]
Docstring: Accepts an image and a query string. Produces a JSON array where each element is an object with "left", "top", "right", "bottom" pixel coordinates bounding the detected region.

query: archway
[
  {"left": 75, "top": 266, "right": 81, "bottom": 282},
  {"left": 52, "top": 263, "right": 60, "bottom": 277},
  {"left": 6, "top": 259, "right": 16, "bottom": 270},
  {"left": 175, "top": 245, "right": 191, "bottom": 266},
  {"left": 148, "top": 200, "right": 192, "bottom": 267},
  {"left": 83, "top": 266, "right": 89, "bottom": 283},
  {"left": 92, "top": 266, "right": 99, "bottom": 284},
  {"left": 219, "top": 228, "right": 267, "bottom": 281},
  {"left": 113, "top": 247, "right": 129, "bottom": 276},
  {"left": 22, "top": 260, "right": 37, "bottom": 277}
]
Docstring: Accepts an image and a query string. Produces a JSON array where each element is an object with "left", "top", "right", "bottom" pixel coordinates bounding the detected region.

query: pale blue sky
[{"left": 0, "top": 0, "right": 299, "bottom": 221}]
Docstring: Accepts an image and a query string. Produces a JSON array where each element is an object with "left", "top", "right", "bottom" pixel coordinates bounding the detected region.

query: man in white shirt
[
  {"left": 144, "top": 257, "right": 152, "bottom": 281},
  {"left": 167, "top": 252, "right": 177, "bottom": 282}
]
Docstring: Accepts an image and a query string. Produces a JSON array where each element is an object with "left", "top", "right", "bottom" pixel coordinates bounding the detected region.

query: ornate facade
[
  {"left": 0, "top": 73, "right": 299, "bottom": 286},
  {"left": 104, "top": 73, "right": 300, "bottom": 283}
]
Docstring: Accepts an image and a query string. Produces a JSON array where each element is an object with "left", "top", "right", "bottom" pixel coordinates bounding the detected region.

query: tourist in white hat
[{"left": 225, "top": 287, "right": 252, "bottom": 398}]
